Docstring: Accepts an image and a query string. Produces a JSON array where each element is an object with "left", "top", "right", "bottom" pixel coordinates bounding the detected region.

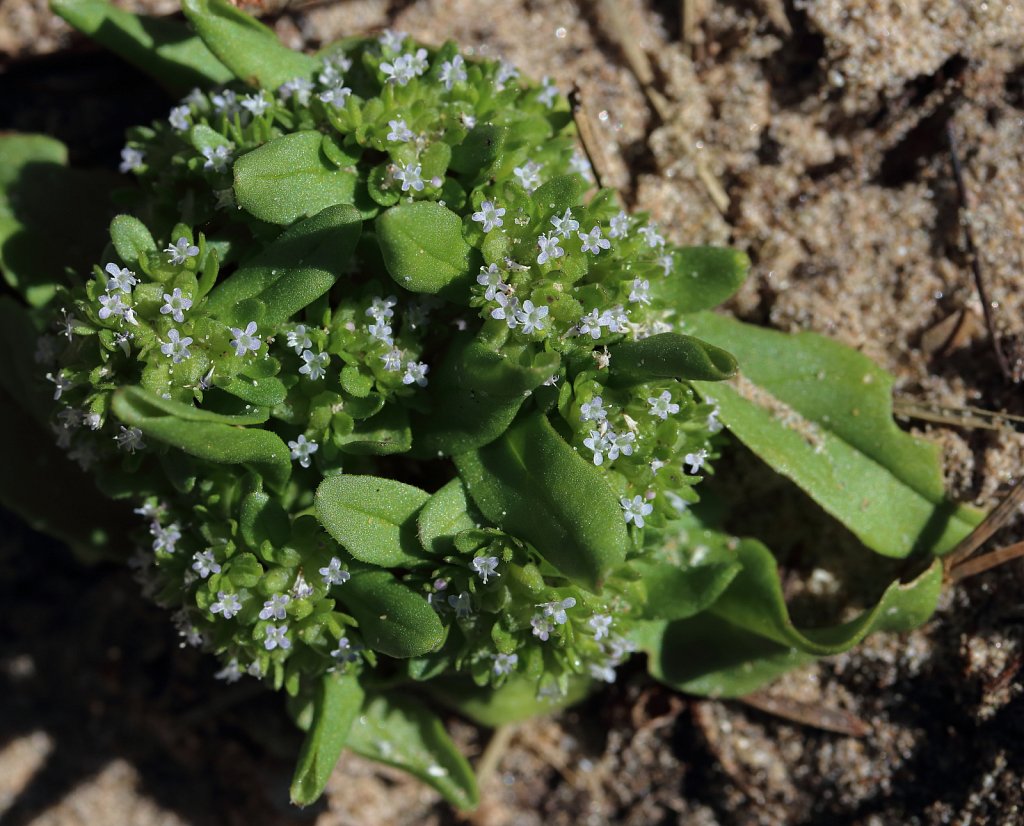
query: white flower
[
  {"left": 114, "top": 332, "right": 134, "bottom": 355},
  {"left": 168, "top": 105, "right": 190, "bottom": 131},
  {"left": 83, "top": 411, "right": 102, "bottom": 430},
  {"left": 299, "top": 349, "right": 329, "bottom": 380},
  {"left": 550, "top": 208, "right": 579, "bottom": 239},
  {"left": 104, "top": 263, "right": 137, "bottom": 293},
  {"left": 286, "top": 324, "right": 313, "bottom": 354},
  {"left": 515, "top": 300, "right": 549, "bottom": 334},
  {"left": 537, "top": 76, "right": 559, "bottom": 107},
  {"left": 539, "top": 597, "right": 576, "bottom": 625},
  {"left": 386, "top": 118, "right": 415, "bottom": 143},
  {"left": 366, "top": 295, "right": 397, "bottom": 321},
  {"left": 165, "top": 237, "right": 199, "bottom": 265},
  {"left": 319, "top": 557, "right": 351, "bottom": 587},
  {"left": 151, "top": 522, "right": 182, "bottom": 554},
  {"left": 191, "top": 549, "right": 221, "bottom": 578},
  {"left": 476, "top": 264, "right": 508, "bottom": 300},
  {"left": 490, "top": 293, "right": 520, "bottom": 328},
  {"left": 160, "top": 329, "right": 193, "bottom": 363},
  {"left": 577, "top": 309, "right": 604, "bottom": 339},
  {"left": 182, "top": 88, "right": 206, "bottom": 107},
  {"left": 684, "top": 448, "right": 709, "bottom": 474},
  {"left": 259, "top": 594, "right": 291, "bottom": 621},
  {"left": 229, "top": 321, "right": 260, "bottom": 357},
  {"left": 240, "top": 92, "right": 270, "bottom": 116},
  {"left": 588, "top": 661, "right": 617, "bottom": 683},
  {"left": 621, "top": 495, "right": 653, "bottom": 528},
  {"left": 367, "top": 320, "right": 393, "bottom": 344},
  {"left": 448, "top": 591, "right": 472, "bottom": 618},
  {"left": 531, "top": 616, "right": 554, "bottom": 641},
  {"left": 493, "top": 652, "right": 518, "bottom": 676},
  {"left": 580, "top": 395, "right": 607, "bottom": 422},
  {"left": 536, "top": 232, "right": 564, "bottom": 265},
  {"left": 201, "top": 144, "right": 233, "bottom": 173},
  {"left": 330, "top": 636, "right": 360, "bottom": 663},
  {"left": 380, "top": 347, "right": 403, "bottom": 372},
  {"left": 471, "top": 556, "right": 500, "bottom": 584},
  {"left": 318, "top": 84, "right": 352, "bottom": 107},
  {"left": 119, "top": 146, "right": 145, "bottom": 173},
  {"left": 279, "top": 77, "right": 313, "bottom": 105},
  {"left": 97, "top": 292, "right": 128, "bottom": 321},
  {"left": 291, "top": 572, "right": 314, "bottom": 599},
  {"left": 288, "top": 434, "right": 319, "bottom": 468},
  {"left": 588, "top": 614, "right": 612, "bottom": 640},
  {"left": 707, "top": 407, "right": 723, "bottom": 433},
  {"left": 608, "top": 430, "right": 635, "bottom": 461},
  {"left": 318, "top": 57, "right": 348, "bottom": 87},
  {"left": 378, "top": 29, "right": 406, "bottom": 52},
  {"left": 210, "top": 89, "right": 239, "bottom": 116},
  {"left": 648, "top": 390, "right": 680, "bottom": 420},
  {"left": 638, "top": 223, "right": 665, "bottom": 248},
  {"left": 579, "top": 225, "right": 610, "bottom": 255},
  {"left": 513, "top": 160, "right": 542, "bottom": 191},
  {"left": 380, "top": 53, "right": 418, "bottom": 86},
  {"left": 569, "top": 150, "right": 592, "bottom": 179},
  {"left": 583, "top": 428, "right": 611, "bottom": 465},
  {"left": 599, "top": 305, "right": 629, "bottom": 333},
  {"left": 657, "top": 253, "right": 674, "bottom": 276},
  {"left": 495, "top": 59, "right": 519, "bottom": 89},
  {"left": 402, "top": 360, "right": 429, "bottom": 387},
  {"left": 214, "top": 658, "right": 243, "bottom": 682},
  {"left": 472, "top": 200, "right": 505, "bottom": 232},
  {"left": 439, "top": 55, "right": 467, "bottom": 90},
  {"left": 114, "top": 425, "right": 145, "bottom": 454},
  {"left": 395, "top": 162, "right": 425, "bottom": 192},
  {"left": 210, "top": 593, "right": 242, "bottom": 622},
  {"left": 629, "top": 277, "right": 651, "bottom": 305},
  {"left": 67, "top": 442, "right": 97, "bottom": 471},
  {"left": 264, "top": 624, "right": 291, "bottom": 651},
  {"left": 160, "top": 287, "right": 192, "bottom": 322},
  {"left": 609, "top": 210, "right": 630, "bottom": 238}
]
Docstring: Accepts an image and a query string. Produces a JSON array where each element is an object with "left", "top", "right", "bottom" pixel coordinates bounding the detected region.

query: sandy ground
[{"left": 2, "top": 0, "right": 1024, "bottom": 823}]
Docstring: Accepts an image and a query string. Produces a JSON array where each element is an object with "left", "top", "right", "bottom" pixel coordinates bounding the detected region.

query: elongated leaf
[
  {"left": 290, "top": 671, "right": 364, "bottom": 806},
  {"left": 206, "top": 204, "right": 362, "bottom": 326},
  {"left": 335, "top": 405, "right": 411, "bottom": 455},
  {"left": 685, "top": 312, "right": 983, "bottom": 557},
  {"left": 417, "top": 477, "right": 479, "bottom": 556},
  {"left": 607, "top": 333, "right": 736, "bottom": 386},
  {"left": 233, "top": 132, "right": 359, "bottom": 226},
  {"left": 110, "top": 214, "right": 156, "bottom": 269},
  {"left": 115, "top": 385, "right": 268, "bottom": 424},
  {"left": 0, "top": 135, "right": 118, "bottom": 307},
  {"left": 454, "top": 411, "right": 627, "bottom": 590},
  {"left": 181, "top": 0, "right": 318, "bottom": 88},
  {"left": 214, "top": 373, "right": 287, "bottom": 407},
  {"left": 314, "top": 475, "right": 429, "bottom": 568},
  {"left": 413, "top": 334, "right": 558, "bottom": 456},
  {"left": 51, "top": 0, "right": 232, "bottom": 95},
  {"left": 344, "top": 571, "right": 444, "bottom": 657},
  {"left": 652, "top": 246, "right": 749, "bottom": 313},
  {"left": 376, "top": 201, "right": 478, "bottom": 301},
  {"left": 426, "top": 673, "right": 592, "bottom": 727},
  {"left": 347, "top": 695, "right": 478, "bottom": 809},
  {"left": 636, "top": 542, "right": 944, "bottom": 697},
  {"left": 111, "top": 386, "right": 291, "bottom": 490},
  {"left": 633, "top": 557, "right": 741, "bottom": 621}
]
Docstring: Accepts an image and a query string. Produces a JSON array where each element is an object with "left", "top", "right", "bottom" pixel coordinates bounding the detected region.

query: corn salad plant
[{"left": 0, "top": 0, "right": 982, "bottom": 808}]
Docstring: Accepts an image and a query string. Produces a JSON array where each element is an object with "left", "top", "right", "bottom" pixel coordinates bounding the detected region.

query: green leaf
[
  {"left": 344, "top": 571, "right": 444, "bottom": 657},
  {"left": 633, "top": 557, "right": 742, "bottom": 621},
  {"left": 417, "top": 477, "right": 479, "bottom": 556},
  {"left": 206, "top": 204, "right": 362, "bottom": 326},
  {"left": 111, "top": 386, "right": 291, "bottom": 491},
  {"left": 335, "top": 405, "right": 412, "bottom": 456},
  {"left": 240, "top": 484, "right": 291, "bottom": 549},
  {"left": 347, "top": 695, "right": 478, "bottom": 809},
  {"left": 0, "top": 134, "right": 119, "bottom": 307},
  {"left": 109, "top": 215, "right": 156, "bottom": 269},
  {"left": 426, "top": 673, "right": 592, "bottom": 727},
  {"left": 685, "top": 312, "right": 983, "bottom": 557},
  {"left": 50, "top": 0, "right": 232, "bottom": 95},
  {"left": 180, "top": 0, "right": 318, "bottom": 88},
  {"left": 376, "top": 201, "right": 478, "bottom": 301},
  {"left": 413, "top": 334, "right": 558, "bottom": 456},
  {"left": 652, "top": 247, "right": 749, "bottom": 313},
  {"left": 637, "top": 539, "right": 944, "bottom": 697},
  {"left": 531, "top": 174, "right": 588, "bottom": 218},
  {"left": 233, "top": 133, "right": 359, "bottom": 226},
  {"left": 290, "top": 671, "right": 364, "bottom": 806},
  {"left": 314, "top": 475, "right": 429, "bottom": 568},
  {"left": 114, "top": 385, "right": 268, "bottom": 424},
  {"left": 454, "top": 411, "right": 627, "bottom": 590},
  {"left": 214, "top": 373, "right": 287, "bottom": 408},
  {"left": 607, "top": 333, "right": 737, "bottom": 386},
  {"left": 449, "top": 124, "right": 509, "bottom": 181}
]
